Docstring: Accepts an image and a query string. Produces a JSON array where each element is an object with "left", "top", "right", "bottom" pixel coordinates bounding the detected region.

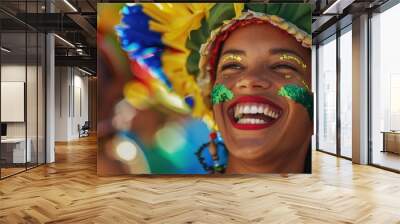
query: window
[
  {"left": 371, "top": 3, "right": 400, "bottom": 171},
  {"left": 317, "top": 35, "right": 337, "bottom": 154},
  {"left": 339, "top": 27, "right": 352, "bottom": 158}
]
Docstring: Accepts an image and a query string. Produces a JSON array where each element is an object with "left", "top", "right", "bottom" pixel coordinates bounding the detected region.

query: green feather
[
  {"left": 186, "top": 52, "right": 200, "bottom": 76},
  {"left": 208, "top": 3, "right": 236, "bottom": 31}
]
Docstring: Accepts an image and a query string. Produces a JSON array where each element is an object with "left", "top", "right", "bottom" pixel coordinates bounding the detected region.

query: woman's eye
[
  {"left": 272, "top": 64, "right": 299, "bottom": 73},
  {"left": 220, "top": 63, "right": 244, "bottom": 71}
]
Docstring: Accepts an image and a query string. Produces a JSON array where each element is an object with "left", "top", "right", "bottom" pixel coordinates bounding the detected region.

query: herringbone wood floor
[{"left": 0, "top": 136, "right": 400, "bottom": 224}]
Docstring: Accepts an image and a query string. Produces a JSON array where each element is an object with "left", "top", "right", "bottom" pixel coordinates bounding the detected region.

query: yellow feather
[
  {"left": 140, "top": 3, "right": 217, "bottom": 129},
  {"left": 233, "top": 3, "right": 244, "bottom": 18}
]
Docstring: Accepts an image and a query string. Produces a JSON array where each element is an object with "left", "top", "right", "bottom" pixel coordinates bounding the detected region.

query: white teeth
[
  {"left": 234, "top": 106, "right": 240, "bottom": 118},
  {"left": 233, "top": 103, "right": 281, "bottom": 122},
  {"left": 243, "top": 105, "right": 251, "bottom": 114},
  {"left": 263, "top": 107, "right": 269, "bottom": 115},
  {"left": 238, "top": 106, "right": 244, "bottom": 115},
  {"left": 257, "top": 105, "right": 264, "bottom": 113},
  {"left": 238, "top": 118, "right": 246, "bottom": 124},
  {"left": 237, "top": 118, "right": 267, "bottom": 124},
  {"left": 250, "top": 105, "right": 258, "bottom": 114}
]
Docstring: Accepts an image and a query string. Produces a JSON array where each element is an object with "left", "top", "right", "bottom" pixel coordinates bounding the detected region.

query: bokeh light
[
  {"left": 116, "top": 140, "right": 138, "bottom": 161},
  {"left": 155, "top": 122, "right": 187, "bottom": 153}
]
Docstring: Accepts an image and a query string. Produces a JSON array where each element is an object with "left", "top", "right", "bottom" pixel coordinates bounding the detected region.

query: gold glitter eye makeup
[
  {"left": 280, "top": 54, "right": 307, "bottom": 69},
  {"left": 284, "top": 74, "right": 292, "bottom": 79},
  {"left": 222, "top": 54, "right": 243, "bottom": 63},
  {"left": 283, "top": 75, "right": 310, "bottom": 92},
  {"left": 300, "top": 79, "right": 311, "bottom": 91}
]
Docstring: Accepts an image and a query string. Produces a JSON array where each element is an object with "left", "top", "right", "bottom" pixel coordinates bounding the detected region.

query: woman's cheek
[{"left": 277, "top": 83, "right": 313, "bottom": 121}]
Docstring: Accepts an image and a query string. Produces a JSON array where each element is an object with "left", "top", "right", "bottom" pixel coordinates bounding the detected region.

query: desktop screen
[{"left": 1, "top": 123, "right": 7, "bottom": 137}]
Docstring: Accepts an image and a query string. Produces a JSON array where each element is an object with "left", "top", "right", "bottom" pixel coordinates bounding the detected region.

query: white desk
[{"left": 1, "top": 138, "right": 32, "bottom": 163}]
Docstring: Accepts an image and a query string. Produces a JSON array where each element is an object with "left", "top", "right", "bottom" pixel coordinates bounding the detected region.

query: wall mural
[{"left": 97, "top": 3, "right": 312, "bottom": 175}]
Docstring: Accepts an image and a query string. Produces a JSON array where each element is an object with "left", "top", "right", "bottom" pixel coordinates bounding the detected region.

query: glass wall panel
[
  {"left": 1, "top": 30, "right": 28, "bottom": 177},
  {"left": 371, "top": 3, "right": 400, "bottom": 171},
  {"left": 317, "top": 36, "right": 337, "bottom": 154},
  {"left": 38, "top": 32, "right": 45, "bottom": 165},
  {"left": 26, "top": 0, "right": 41, "bottom": 169},
  {"left": 339, "top": 27, "right": 352, "bottom": 158},
  {"left": 0, "top": 1, "right": 46, "bottom": 179},
  {"left": 27, "top": 30, "right": 38, "bottom": 169}
]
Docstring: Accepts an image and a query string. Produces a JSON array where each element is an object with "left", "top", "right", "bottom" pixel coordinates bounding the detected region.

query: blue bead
[{"left": 184, "top": 96, "right": 195, "bottom": 108}]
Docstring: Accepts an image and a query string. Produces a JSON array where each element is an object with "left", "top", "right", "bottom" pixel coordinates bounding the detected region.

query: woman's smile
[
  {"left": 212, "top": 22, "right": 312, "bottom": 172},
  {"left": 227, "top": 96, "right": 282, "bottom": 130}
]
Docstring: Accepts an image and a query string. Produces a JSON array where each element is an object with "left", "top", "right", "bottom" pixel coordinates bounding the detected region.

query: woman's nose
[{"left": 235, "top": 72, "right": 271, "bottom": 91}]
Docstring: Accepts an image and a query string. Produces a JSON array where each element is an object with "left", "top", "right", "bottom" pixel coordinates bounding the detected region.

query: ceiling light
[
  {"left": 1, "top": 47, "right": 11, "bottom": 53},
  {"left": 323, "top": 0, "right": 343, "bottom": 14},
  {"left": 323, "top": 0, "right": 354, "bottom": 15},
  {"left": 54, "top": 34, "right": 75, "bottom": 48},
  {"left": 78, "top": 67, "right": 93, "bottom": 76},
  {"left": 63, "top": 0, "right": 78, "bottom": 12}
]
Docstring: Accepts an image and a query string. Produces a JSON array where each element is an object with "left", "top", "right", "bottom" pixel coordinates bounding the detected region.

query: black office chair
[{"left": 78, "top": 121, "right": 90, "bottom": 138}]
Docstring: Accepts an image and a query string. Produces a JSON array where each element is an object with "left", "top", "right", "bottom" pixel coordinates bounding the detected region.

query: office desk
[
  {"left": 1, "top": 138, "right": 32, "bottom": 163},
  {"left": 382, "top": 131, "right": 400, "bottom": 154}
]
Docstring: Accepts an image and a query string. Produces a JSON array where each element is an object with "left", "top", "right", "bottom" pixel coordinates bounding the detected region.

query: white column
[
  {"left": 45, "top": 0, "right": 56, "bottom": 163},
  {"left": 352, "top": 14, "right": 369, "bottom": 164}
]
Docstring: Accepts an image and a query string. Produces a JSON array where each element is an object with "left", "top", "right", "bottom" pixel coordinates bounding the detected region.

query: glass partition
[
  {"left": 339, "top": 27, "right": 352, "bottom": 158},
  {"left": 38, "top": 32, "right": 45, "bottom": 165},
  {"left": 1, "top": 30, "right": 28, "bottom": 178},
  {"left": 0, "top": 1, "right": 46, "bottom": 179},
  {"left": 27, "top": 31, "right": 38, "bottom": 169},
  {"left": 371, "top": 3, "right": 400, "bottom": 171},
  {"left": 317, "top": 35, "right": 337, "bottom": 154}
]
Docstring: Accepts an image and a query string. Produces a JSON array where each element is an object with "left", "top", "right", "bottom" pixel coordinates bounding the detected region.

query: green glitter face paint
[
  {"left": 278, "top": 84, "right": 313, "bottom": 120},
  {"left": 211, "top": 84, "right": 234, "bottom": 105}
]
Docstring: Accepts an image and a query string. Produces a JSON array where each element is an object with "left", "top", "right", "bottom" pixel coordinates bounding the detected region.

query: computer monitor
[{"left": 1, "top": 123, "right": 7, "bottom": 137}]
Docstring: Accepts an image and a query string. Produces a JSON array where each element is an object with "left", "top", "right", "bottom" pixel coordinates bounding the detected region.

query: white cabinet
[{"left": 1, "top": 138, "right": 32, "bottom": 163}]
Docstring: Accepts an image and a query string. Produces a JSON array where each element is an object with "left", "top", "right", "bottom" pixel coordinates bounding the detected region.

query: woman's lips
[{"left": 227, "top": 96, "right": 282, "bottom": 130}]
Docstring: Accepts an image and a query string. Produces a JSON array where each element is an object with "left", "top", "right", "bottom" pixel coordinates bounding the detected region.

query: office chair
[{"left": 79, "top": 121, "right": 90, "bottom": 138}]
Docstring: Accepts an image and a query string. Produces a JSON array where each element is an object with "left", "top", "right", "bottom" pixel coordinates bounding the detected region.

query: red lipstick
[{"left": 228, "top": 96, "right": 282, "bottom": 130}]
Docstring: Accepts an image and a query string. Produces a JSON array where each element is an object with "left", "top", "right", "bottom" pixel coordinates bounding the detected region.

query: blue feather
[{"left": 116, "top": 5, "right": 172, "bottom": 88}]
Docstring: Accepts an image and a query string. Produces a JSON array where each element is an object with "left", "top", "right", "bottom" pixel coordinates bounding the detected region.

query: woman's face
[{"left": 213, "top": 23, "right": 312, "bottom": 164}]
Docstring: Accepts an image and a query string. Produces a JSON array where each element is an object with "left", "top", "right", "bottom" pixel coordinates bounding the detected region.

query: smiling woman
[
  {"left": 108, "top": 3, "right": 312, "bottom": 174},
  {"left": 212, "top": 23, "right": 312, "bottom": 173}
]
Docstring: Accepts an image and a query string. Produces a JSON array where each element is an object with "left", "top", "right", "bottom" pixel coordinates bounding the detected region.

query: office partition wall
[{"left": 0, "top": 0, "right": 47, "bottom": 179}]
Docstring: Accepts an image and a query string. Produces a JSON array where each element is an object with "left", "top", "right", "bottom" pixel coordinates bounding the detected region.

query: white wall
[
  {"left": 1, "top": 65, "right": 33, "bottom": 137},
  {"left": 54, "top": 67, "right": 89, "bottom": 141},
  {"left": 1, "top": 63, "right": 46, "bottom": 164}
]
